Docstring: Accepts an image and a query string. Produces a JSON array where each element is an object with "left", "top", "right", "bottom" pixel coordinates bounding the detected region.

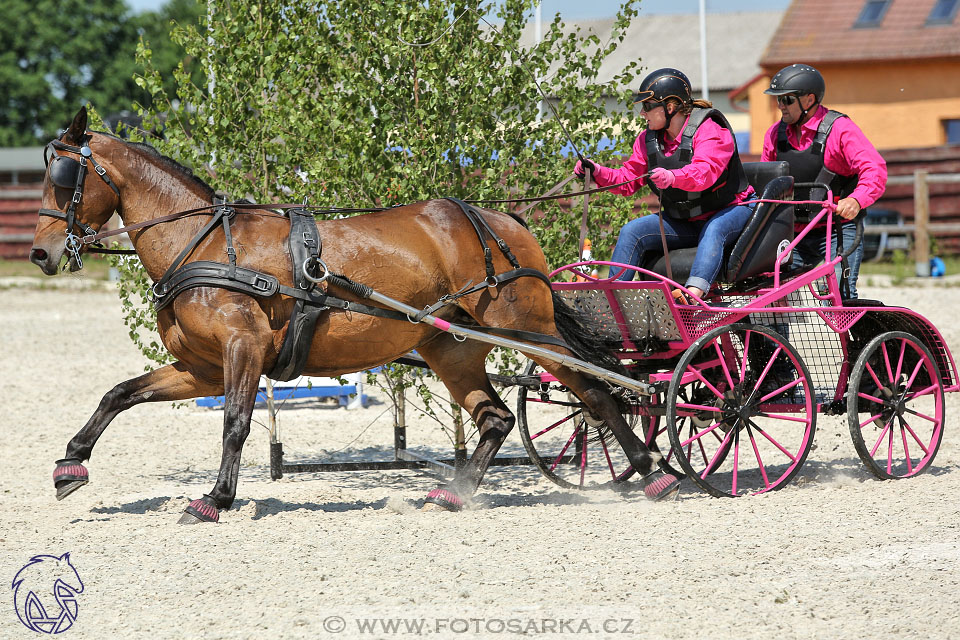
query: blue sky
[{"left": 127, "top": 0, "right": 791, "bottom": 18}]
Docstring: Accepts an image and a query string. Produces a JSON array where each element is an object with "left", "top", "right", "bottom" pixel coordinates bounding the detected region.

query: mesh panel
[
  {"left": 556, "top": 289, "right": 681, "bottom": 343},
  {"left": 612, "top": 289, "right": 682, "bottom": 341},
  {"left": 555, "top": 289, "right": 624, "bottom": 342}
]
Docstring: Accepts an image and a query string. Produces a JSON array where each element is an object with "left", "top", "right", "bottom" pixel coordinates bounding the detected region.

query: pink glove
[{"left": 649, "top": 167, "right": 676, "bottom": 189}]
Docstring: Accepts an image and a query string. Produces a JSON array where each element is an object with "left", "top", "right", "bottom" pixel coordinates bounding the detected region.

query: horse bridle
[{"left": 39, "top": 135, "right": 121, "bottom": 268}]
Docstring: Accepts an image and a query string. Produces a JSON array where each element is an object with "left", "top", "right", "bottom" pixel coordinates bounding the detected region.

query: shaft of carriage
[{"left": 357, "top": 283, "right": 658, "bottom": 397}]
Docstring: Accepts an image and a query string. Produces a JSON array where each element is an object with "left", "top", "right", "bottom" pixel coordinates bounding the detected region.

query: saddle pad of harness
[{"left": 267, "top": 209, "right": 326, "bottom": 381}]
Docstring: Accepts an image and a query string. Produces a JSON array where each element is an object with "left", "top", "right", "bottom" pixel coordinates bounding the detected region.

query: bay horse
[{"left": 29, "top": 107, "right": 679, "bottom": 523}]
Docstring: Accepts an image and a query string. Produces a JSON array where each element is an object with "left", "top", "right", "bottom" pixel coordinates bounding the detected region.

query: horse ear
[{"left": 64, "top": 107, "right": 88, "bottom": 144}]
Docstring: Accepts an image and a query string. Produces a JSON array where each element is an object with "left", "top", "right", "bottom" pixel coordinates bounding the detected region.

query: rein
[{"left": 76, "top": 174, "right": 645, "bottom": 252}]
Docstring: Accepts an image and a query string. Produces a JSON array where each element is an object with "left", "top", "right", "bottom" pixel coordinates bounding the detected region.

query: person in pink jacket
[
  {"left": 575, "top": 68, "right": 755, "bottom": 303},
  {"left": 761, "top": 63, "right": 887, "bottom": 299}
]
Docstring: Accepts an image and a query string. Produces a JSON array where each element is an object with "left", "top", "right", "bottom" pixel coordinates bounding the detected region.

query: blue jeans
[
  {"left": 609, "top": 203, "right": 756, "bottom": 291},
  {"left": 790, "top": 221, "right": 863, "bottom": 299}
]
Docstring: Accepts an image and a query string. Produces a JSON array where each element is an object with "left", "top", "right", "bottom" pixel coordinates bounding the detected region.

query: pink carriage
[{"left": 515, "top": 162, "right": 952, "bottom": 497}]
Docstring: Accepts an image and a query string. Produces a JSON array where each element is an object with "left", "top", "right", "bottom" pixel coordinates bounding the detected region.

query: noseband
[{"left": 39, "top": 136, "right": 121, "bottom": 268}]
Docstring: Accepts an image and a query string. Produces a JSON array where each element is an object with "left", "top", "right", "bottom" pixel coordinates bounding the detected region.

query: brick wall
[{"left": 0, "top": 184, "right": 42, "bottom": 260}]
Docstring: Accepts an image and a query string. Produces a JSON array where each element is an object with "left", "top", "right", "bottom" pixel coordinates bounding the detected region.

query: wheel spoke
[
  {"left": 864, "top": 361, "right": 886, "bottom": 397},
  {"left": 869, "top": 419, "right": 893, "bottom": 457},
  {"left": 677, "top": 418, "right": 726, "bottom": 448},
  {"left": 712, "top": 339, "right": 738, "bottom": 391},
  {"left": 904, "top": 384, "right": 941, "bottom": 403},
  {"left": 858, "top": 411, "right": 885, "bottom": 431},
  {"left": 731, "top": 428, "right": 741, "bottom": 495},
  {"left": 579, "top": 431, "right": 587, "bottom": 488},
  {"left": 894, "top": 339, "right": 907, "bottom": 388},
  {"left": 857, "top": 390, "right": 887, "bottom": 405},
  {"left": 903, "top": 356, "right": 925, "bottom": 390},
  {"left": 746, "top": 425, "right": 771, "bottom": 489},
  {"left": 901, "top": 418, "right": 931, "bottom": 455},
  {"left": 550, "top": 426, "right": 580, "bottom": 472},
  {"left": 887, "top": 419, "right": 895, "bottom": 475},
  {"left": 899, "top": 416, "right": 914, "bottom": 474},
  {"left": 531, "top": 410, "right": 581, "bottom": 440},
  {"left": 747, "top": 418, "right": 799, "bottom": 463},
  {"left": 755, "top": 411, "right": 809, "bottom": 424},
  {"left": 700, "top": 427, "right": 735, "bottom": 478},
  {"left": 740, "top": 331, "right": 751, "bottom": 383},
  {"left": 881, "top": 342, "right": 895, "bottom": 385},
  {"left": 599, "top": 435, "right": 618, "bottom": 482}
]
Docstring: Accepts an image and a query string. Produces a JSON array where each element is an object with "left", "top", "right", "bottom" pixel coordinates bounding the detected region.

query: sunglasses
[
  {"left": 776, "top": 94, "right": 799, "bottom": 106},
  {"left": 639, "top": 100, "right": 663, "bottom": 113}
]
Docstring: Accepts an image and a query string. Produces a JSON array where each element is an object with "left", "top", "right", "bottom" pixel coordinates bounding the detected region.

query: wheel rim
[
  {"left": 666, "top": 324, "right": 817, "bottom": 497},
  {"left": 517, "top": 362, "right": 645, "bottom": 490},
  {"left": 848, "top": 332, "right": 944, "bottom": 479}
]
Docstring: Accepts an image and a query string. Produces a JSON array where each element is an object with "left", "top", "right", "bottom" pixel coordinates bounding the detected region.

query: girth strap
[{"left": 153, "top": 260, "right": 279, "bottom": 311}]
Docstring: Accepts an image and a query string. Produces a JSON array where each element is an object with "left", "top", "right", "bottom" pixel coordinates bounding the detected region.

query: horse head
[{"left": 29, "top": 106, "right": 123, "bottom": 275}]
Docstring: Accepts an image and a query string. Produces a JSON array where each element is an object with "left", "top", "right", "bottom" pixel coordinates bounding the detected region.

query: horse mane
[{"left": 93, "top": 130, "right": 215, "bottom": 200}]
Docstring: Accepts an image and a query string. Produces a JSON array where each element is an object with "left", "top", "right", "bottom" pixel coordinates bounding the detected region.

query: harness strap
[
  {"left": 445, "top": 197, "right": 522, "bottom": 281},
  {"left": 411, "top": 267, "right": 552, "bottom": 321},
  {"left": 155, "top": 205, "right": 233, "bottom": 291}
]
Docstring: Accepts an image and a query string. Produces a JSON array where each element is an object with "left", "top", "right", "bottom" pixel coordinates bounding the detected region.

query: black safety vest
[
  {"left": 645, "top": 108, "right": 750, "bottom": 220},
  {"left": 774, "top": 110, "right": 858, "bottom": 222}
]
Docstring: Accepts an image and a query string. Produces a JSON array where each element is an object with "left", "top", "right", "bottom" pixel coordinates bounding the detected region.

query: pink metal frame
[{"left": 546, "top": 197, "right": 959, "bottom": 405}]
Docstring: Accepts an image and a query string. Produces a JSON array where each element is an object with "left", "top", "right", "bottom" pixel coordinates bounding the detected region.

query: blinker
[{"left": 48, "top": 155, "right": 81, "bottom": 189}]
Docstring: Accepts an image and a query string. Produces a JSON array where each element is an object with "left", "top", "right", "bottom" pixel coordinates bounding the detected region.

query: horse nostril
[{"left": 30, "top": 248, "right": 48, "bottom": 263}]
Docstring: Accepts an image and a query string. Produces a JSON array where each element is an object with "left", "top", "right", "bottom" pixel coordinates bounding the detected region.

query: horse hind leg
[
  {"left": 54, "top": 363, "right": 222, "bottom": 501},
  {"left": 415, "top": 336, "right": 513, "bottom": 512},
  {"left": 531, "top": 359, "right": 681, "bottom": 501}
]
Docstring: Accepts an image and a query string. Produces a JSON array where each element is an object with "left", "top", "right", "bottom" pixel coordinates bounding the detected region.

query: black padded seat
[{"left": 642, "top": 161, "right": 795, "bottom": 284}]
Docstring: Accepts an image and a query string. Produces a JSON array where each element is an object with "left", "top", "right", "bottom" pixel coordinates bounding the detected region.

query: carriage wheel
[
  {"left": 516, "top": 361, "right": 666, "bottom": 490},
  {"left": 666, "top": 323, "right": 817, "bottom": 497},
  {"left": 847, "top": 331, "right": 944, "bottom": 479}
]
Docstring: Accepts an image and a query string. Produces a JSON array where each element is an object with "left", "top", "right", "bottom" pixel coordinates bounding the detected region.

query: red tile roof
[{"left": 761, "top": 0, "right": 960, "bottom": 65}]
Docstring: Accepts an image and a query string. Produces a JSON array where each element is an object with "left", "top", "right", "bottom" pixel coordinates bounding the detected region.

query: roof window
[
  {"left": 927, "top": 0, "right": 959, "bottom": 24},
  {"left": 854, "top": 0, "right": 891, "bottom": 27}
]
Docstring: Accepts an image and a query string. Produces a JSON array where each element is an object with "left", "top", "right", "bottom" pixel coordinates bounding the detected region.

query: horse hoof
[
  {"left": 179, "top": 497, "right": 219, "bottom": 524},
  {"left": 642, "top": 471, "right": 682, "bottom": 502},
  {"left": 421, "top": 488, "right": 464, "bottom": 512},
  {"left": 53, "top": 459, "right": 89, "bottom": 501}
]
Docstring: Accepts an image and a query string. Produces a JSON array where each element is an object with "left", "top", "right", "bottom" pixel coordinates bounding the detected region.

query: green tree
[
  {"left": 125, "top": 0, "right": 649, "bottom": 429},
  {"left": 0, "top": 0, "right": 203, "bottom": 145},
  {"left": 137, "top": 0, "right": 645, "bottom": 266}
]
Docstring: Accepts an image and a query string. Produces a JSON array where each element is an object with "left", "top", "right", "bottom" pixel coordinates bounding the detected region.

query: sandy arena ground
[{"left": 2, "top": 277, "right": 960, "bottom": 639}]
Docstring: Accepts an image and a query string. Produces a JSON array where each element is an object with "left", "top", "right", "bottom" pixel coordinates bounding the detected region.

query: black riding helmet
[
  {"left": 765, "top": 64, "right": 825, "bottom": 123},
  {"left": 765, "top": 64, "right": 825, "bottom": 102},
  {"left": 633, "top": 68, "right": 692, "bottom": 127}
]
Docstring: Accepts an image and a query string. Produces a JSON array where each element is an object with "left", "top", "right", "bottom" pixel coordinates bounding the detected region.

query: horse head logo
[{"left": 11, "top": 553, "right": 84, "bottom": 634}]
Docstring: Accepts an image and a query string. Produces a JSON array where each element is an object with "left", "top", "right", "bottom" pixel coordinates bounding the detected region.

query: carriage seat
[{"left": 642, "top": 161, "right": 795, "bottom": 285}]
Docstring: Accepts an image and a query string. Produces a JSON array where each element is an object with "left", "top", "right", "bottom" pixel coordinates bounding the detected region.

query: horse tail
[{"left": 550, "top": 291, "right": 625, "bottom": 377}]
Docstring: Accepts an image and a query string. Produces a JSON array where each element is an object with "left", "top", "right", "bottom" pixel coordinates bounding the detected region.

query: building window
[
  {"left": 927, "top": 0, "right": 959, "bottom": 24},
  {"left": 945, "top": 119, "right": 960, "bottom": 145},
  {"left": 854, "top": 0, "right": 891, "bottom": 27}
]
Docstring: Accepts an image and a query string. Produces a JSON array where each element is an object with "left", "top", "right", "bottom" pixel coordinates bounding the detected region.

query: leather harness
[{"left": 38, "top": 140, "right": 573, "bottom": 381}]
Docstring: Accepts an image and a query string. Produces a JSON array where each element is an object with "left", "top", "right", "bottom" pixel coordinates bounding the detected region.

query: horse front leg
[
  {"left": 54, "top": 363, "right": 222, "bottom": 500},
  {"left": 178, "top": 340, "right": 263, "bottom": 524}
]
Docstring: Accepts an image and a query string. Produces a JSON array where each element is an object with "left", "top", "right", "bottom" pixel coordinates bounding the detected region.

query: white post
[{"left": 699, "top": 0, "right": 709, "bottom": 101}]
